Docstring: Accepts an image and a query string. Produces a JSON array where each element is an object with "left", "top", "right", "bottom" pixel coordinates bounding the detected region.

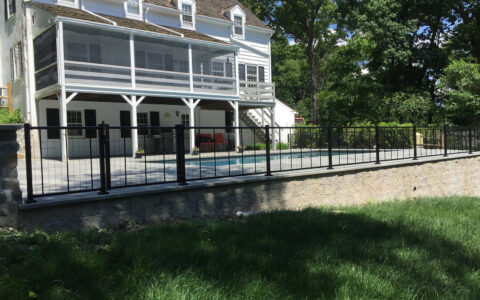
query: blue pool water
[{"left": 184, "top": 151, "right": 336, "bottom": 167}]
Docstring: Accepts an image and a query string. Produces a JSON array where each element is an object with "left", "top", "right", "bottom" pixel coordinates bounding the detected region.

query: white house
[{"left": 1, "top": 0, "right": 296, "bottom": 158}]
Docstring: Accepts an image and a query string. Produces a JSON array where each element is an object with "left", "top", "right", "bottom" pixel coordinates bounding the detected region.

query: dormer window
[
  {"left": 57, "top": 0, "right": 78, "bottom": 8},
  {"left": 125, "top": 0, "right": 142, "bottom": 19},
  {"left": 234, "top": 16, "right": 244, "bottom": 36},
  {"left": 127, "top": 0, "right": 140, "bottom": 15},
  {"left": 182, "top": 3, "right": 193, "bottom": 27}
]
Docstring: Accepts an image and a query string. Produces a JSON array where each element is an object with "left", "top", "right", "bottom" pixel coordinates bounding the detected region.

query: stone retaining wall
[
  {"left": 17, "top": 155, "right": 480, "bottom": 230},
  {"left": 0, "top": 125, "right": 23, "bottom": 226}
]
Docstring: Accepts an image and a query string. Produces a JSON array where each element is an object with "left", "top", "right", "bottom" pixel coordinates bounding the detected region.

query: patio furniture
[{"left": 214, "top": 133, "right": 228, "bottom": 151}]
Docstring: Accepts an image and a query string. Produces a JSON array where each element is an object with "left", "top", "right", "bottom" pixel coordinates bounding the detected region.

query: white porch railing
[
  {"left": 239, "top": 81, "right": 275, "bottom": 102},
  {"left": 64, "top": 61, "right": 132, "bottom": 87}
]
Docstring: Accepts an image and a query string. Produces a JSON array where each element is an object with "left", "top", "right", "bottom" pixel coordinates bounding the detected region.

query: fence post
[
  {"left": 265, "top": 125, "right": 272, "bottom": 176},
  {"left": 98, "top": 123, "right": 108, "bottom": 195},
  {"left": 24, "top": 123, "right": 35, "bottom": 204},
  {"left": 444, "top": 125, "right": 448, "bottom": 157},
  {"left": 175, "top": 124, "right": 187, "bottom": 185},
  {"left": 375, "top": 125, "right": 380, "bottom": 164},
  {"left": 469, "top": 127, "right": 473, "bottom": 154},
  {"left": 413, "top": 125, "right": 418, "bottom": 160},
  {"left": 327, "top": 126, "right": 333, "bottom": 169},
  {"left": 104, "top": 123, "right": 111, "bottom": 190}
]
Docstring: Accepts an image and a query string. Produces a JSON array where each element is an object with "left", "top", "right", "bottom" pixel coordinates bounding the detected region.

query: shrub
[
  {"left": 276, "top": 142, "right": 290, "bottom": 150},
  {"left": 246, "top": 143, "right": 269, "bottom": 150},
  {"left": 292, "top": 125, "right": 326, "bottom": 149},
  {"left": 0, "top": 108, "right": 23, "bottom": 124},
  {"left": 344, "top": 122, "right": 414, "bottom": 149}
]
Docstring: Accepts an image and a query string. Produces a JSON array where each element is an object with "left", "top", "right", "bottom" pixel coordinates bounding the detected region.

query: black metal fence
[{"left": 24, "top": 124, "right": 480, "bottom": 203}]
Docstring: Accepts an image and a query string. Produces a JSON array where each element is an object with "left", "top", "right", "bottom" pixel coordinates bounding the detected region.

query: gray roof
[
  {"left": 144, "top": 0, "right": 268, "bottom": 29},
  {"left": 33, "top": 2, "right": 229, "bottom": 45}
]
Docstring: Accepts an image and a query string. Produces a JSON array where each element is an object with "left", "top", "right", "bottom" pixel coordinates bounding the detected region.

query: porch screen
[
  {"left": 63, "top": 24, "right": 131, "bottom": 86},
  {"left": 134, "top": 36, "right": 190, "bottom": 90},
  {"left": 34, "top": 26, "right": 58, "bottom": 90},
  {"left": 192, "top": 45, "right": 236, "bottom": 94}
]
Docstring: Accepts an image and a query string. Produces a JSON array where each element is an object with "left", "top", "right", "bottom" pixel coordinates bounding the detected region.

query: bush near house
[{"left": 0, "top": 108, "right": 23, "bottom": 124}]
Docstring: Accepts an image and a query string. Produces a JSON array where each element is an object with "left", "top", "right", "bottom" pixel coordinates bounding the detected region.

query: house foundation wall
[{"left": 16, "top": 155, "right": 480, "bottom": 230}]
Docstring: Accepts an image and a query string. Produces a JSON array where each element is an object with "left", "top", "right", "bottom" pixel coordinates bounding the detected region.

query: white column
[
  {"left": 131, "top": 96, "right": 138, "bottom": 156},
  {"left": 234, "top": 103, "right": 240, "bottom": 150},
  {"left": 189, "top": 98, "right": 195, "bottom": 152},
  {"left": 235, "top": 50, "right": 240, "bottom": 97},
  {"left": 228, "top": 101, "right": 241, "bottom": 151},
  {"left": 24, "top": 2, "right": 37, "bottom": 126},
  {"left": 59, "top": 88, "right": 67, "bottom": 161},
  {"left": 129, "top": 33, "right": 136, "bottom": 89},
  {"left": 188, "top": 44, "right": 194, "bottom": 92}
]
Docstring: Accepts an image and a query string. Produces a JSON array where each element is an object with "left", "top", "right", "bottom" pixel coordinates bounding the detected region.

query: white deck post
[
  {"left": 131, "top": 96, "right": 138, "bottom": 156},
  {"left": 129, "top": 33, "right": 136, "bottom": 89},
  {"left": 228, "top": 101, "right": 241, "bottom": 151},
  {"left": 189, "top": 99, "right": 195, "bottom": 152},
  {"left": 188, "top": 44, "right": 194, "bottom": 92},
  {"left": 181, "top": 98, "right": 200, "bottom": 154},
  {"left": 59, "top": 88, "right": 68, "bottom": 161}
]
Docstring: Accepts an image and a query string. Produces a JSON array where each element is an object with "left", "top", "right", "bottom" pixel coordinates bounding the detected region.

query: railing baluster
[
  {"left": 265, "top": 125, "right": 272, "bottom": 176},
  {"left": 98, "top": 123, "right": 108, "bottom": 195},
  {"left": 327, "top": 126, "right": 333, "bottom": 169},
  {"left": 175, "top": 124, "right": 187, "bottom": 185},
  {"left": 24, "top": 123, "right": 35, "bottom": 203},
  {"left": 375, "top": 125, "right": 380, "bottom": 164}
]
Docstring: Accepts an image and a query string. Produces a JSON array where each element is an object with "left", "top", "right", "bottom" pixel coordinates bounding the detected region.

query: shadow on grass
[{"left": 2, "top": 206, "right": 480, "bottom": 299}]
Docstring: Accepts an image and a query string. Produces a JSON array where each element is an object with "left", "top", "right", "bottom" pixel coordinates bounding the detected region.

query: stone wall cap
[{"left": 0, "top": 124, "right": 23, "bottom": 130}]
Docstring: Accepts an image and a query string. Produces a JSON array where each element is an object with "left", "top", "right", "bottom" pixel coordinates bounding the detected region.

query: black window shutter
[
  {"left": 4, "top": 0, "right": 8, "bottom": 20},
  {"left": 225, "top": 111, "right": 234, "bottom": 133},
  {"left": 259, "top": 66, "right": 265, "bottom": 82},
  {"left": 150, "top": 111, "right": 160, "bottom": 135},
  {"left": 84, "top": 109, "right": 97, "bottom": 138},
  {"left": 239, "top": 64, "right": 246, "bottom": 81},
  {"left": 12, "top": 0, "right": 15, "bottom": 14},
  {"left": 46, "top": 108, "right": 60, "bottom": 139},
  {"left": 120, "top": 111, "right": 131, "bottom": 138}
]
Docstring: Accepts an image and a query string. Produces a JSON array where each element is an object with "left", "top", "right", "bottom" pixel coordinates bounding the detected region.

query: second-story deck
[{"left": 32, "top": 6, "right": 275, "bottom": 105}]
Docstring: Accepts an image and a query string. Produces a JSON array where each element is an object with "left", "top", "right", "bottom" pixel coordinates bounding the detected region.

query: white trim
[
  {"left": 65, "top": 92, "right": 78, "bottom": 104},
  {"left": 196, "top": 14, "right": 234, "bottom": 26},
  {"left": 143, "top": 3, "right": 181, "bottom": 15}
]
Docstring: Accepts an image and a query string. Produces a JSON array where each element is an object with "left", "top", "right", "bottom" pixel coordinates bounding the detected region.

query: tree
[
  {"left": 273, "top": 0, "right": 341, "bottom": 124},
  {"left": 439, "top": 59, "right": 480, "bottom": 126}
]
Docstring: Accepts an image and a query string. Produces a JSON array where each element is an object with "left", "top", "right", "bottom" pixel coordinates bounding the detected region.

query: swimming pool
[{"left": 183, "top": 151, "right": 360, "bottom": 167}]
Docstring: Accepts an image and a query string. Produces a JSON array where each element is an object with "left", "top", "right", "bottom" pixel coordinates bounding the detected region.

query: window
[
  {"left": 212, "top": 61, "right": 225, "bottom": 77},
  {"left": 137, "top": 112, "right": 148, "bottom": 135},
  {"left": 182, "top": 3, "right": 193, "bottom": 26},
  {"left": 5, "top": 0, "right": 15, "bottom": 20},
  {"left": 181, "top": 114, "right": 190, "bottom": 127},
  {"left": 234, "top": 15, "right": 243, "bottom": 36},
  {"left": 10, "top": 43, "right": 23, "bottom": 80},
  {"left": 46, "top": 108, "right": 60, "bottom": 139},
  {"left": 247, "top": 66, "right": 257, "bottom": 82},
  {"left": 127, "top": 0, "right": 140, "bottom": 15},
  {"left": 67, "top": 111, "right": 83, "bottom": 137}
]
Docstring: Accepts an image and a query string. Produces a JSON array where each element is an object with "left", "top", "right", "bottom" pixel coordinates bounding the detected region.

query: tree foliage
[{"left": 239, "top": 0, "right": 480, "bottom": 126}]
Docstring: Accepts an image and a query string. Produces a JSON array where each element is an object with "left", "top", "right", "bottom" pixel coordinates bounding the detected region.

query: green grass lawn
[{"left": 2, "top": 197, "right": 480, "bottom": 299}]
